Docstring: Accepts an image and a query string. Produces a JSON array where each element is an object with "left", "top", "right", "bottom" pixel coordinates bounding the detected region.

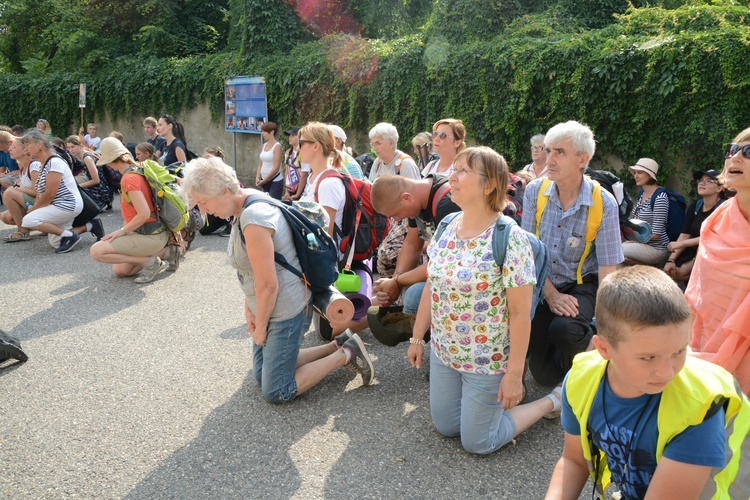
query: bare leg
[
  {"left": 27, "top": 222, "right": 63, "bottom": 236},
  {"left": 506, "top": 397, "right": 556, "bottom": 436},
  {"left": 295, "top": 342, "right": 339, "bottom": 368},
  {"left": 4, "top": 190, "right": 30, "bottom": 231},
  {"left": 90, "top": 241, "right": 152, "bottom": 277},
  {"left": 294, "top": 348, "right": 347, "bottom": 396}
]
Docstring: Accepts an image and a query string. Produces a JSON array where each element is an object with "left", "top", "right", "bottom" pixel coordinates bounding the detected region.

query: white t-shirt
[
  {"left": 259, "top": 142, "right": 282, "bottom": 181},
  {"left": 421, "top": 159, "right": 454, "bottom": 178},
  {"left": 301, "top": 171, "right": 345, "bottom": 232},
  {"left": 84, "top": 135, "right": 102, "bottom": 151},
  {"left": 35, "top": 156, "right": 83, "bottom": 212}
]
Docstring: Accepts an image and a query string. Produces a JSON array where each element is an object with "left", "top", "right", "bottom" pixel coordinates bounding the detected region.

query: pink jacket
[{"left": 686, "top": 197, "right": 750, "bottom": 395}]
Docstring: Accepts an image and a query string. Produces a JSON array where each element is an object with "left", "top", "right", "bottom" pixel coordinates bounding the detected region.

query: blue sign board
[{"left": 225, "top": 76, "right": 268, "bottom": 134}]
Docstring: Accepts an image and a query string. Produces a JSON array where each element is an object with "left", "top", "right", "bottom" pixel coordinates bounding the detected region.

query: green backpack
[{"left": 122, "top": 160, "right": 189, "bottom": 233}]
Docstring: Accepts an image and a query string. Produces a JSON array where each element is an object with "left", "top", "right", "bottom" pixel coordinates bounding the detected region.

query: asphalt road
[{"left": 1, "top": 199, "right": 575, "bottom": 499}]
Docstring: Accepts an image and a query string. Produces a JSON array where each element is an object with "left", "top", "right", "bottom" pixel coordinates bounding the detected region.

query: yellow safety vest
[
  {"left": 535, "top": 177, "right": 603, "bottom": 284},
  {"left": 566, "top": 350, "right": 750, "bottom": 499}
]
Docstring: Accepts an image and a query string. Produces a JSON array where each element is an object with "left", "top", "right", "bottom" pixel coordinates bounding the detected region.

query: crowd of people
[{"left": 1, "top": 115, "right": 749, "bottom": 499}]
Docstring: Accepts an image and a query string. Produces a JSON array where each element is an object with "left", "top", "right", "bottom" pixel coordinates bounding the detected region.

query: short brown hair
[
  {"left": 260, "top": 121, "right": 277, "bottom": 134},
  {"left": 432, "top": 118, "right": 466, "bottom": 153},
  {"left": 143, "top": 117, "right": 158, "bottom": 127},
  {"left": 454, "top": 146, "right": 508, "bottom": 213},
  {"left": 596, "top": 266, "right": 691, "bottom": 346}
]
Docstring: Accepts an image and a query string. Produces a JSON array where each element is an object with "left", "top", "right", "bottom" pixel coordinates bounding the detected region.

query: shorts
[
  {"left": 110, "top": 231, "right": 169, "bottom": 257},
  {"left": 22, "top": 204, "right": 80, "bottom": 230}
]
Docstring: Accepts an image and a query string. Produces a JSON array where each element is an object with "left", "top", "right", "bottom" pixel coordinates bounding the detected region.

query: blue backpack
[
  {"left": 434, "top": 213, "right": 549, "bottom": 319},
  {"left": 645, "top": 187, "right": 686, "bottom": 241},
  {"left": 240, "top": 195, "right": 339, "bottom": 293}
]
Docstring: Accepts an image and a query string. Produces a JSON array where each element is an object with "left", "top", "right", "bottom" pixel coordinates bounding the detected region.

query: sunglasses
[
  {"left": 724, "top": 143, "right": 750, "bottom": 159},
  {"left": 432, "top": 131, "right": 452, "bottom": 140},
  {"left": 298, "top": 139, "right": 315, "bottom": 146}
]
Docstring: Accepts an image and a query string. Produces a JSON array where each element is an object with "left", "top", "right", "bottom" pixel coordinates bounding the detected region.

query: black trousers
[{"left": 528, "top": 277, "right": 598, "bottom": 387}]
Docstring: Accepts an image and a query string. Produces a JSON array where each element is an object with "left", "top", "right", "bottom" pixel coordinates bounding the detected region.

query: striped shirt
[
  {"left": 35, "top": 156, "right": 82, "bottom": 212},
  {"left": 522, "top": 176, "right": 624, "bottom": 287},
  {"left": 632, "top": 190, "right": 670, "bottom": 249}
]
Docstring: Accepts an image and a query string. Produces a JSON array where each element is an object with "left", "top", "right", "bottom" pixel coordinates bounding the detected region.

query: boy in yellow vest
[{"left": 546, "top": 266, "right": 750, "bottom": 499}]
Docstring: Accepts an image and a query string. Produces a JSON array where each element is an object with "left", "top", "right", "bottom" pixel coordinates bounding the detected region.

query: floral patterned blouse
[{"left": 426, "top": 214, "right": 536, "bottom": 375}]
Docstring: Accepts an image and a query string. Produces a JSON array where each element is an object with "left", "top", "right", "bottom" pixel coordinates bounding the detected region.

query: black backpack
[
  {"left": 585, "top": 167, "right": 634, "bottom": 227},
  {"left": 240, "top": 195, "right": 339, "bottom": 292},
  {"left": 355, "top": 154, "right": 375, "bottom": 179}
]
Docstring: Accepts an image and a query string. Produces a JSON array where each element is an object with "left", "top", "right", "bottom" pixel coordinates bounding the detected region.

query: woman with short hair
[
  {"left": 421, "top": 118, "right": 466, "bottom": 178},
  {"left": 367, "top": 122, "right": 420, "bottom": 180},
  {"left": 521, "top": 134, "right": 548, "bottom": 179},
  {"left": 20, "top": 130, "right": 83, "bottom": 253},
  {"left": 180, "top": 156, "right": 375, "bottom": 401}
]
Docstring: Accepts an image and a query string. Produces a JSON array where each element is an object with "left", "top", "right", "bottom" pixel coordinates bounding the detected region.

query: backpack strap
[
  {"left": 430, "top": 180, "right": 452, "bottom": 220},
  {"left": 694, "top": 198, "right": 704, "bottom": 215},
  {"left": 313, "top": 169, "right": 344, "bottom": 203},
  {"left": 490, "top": 215, "right": 515, "bottom": 269},
  {"left": 395, "top": 152, "right": 409, "bottom": 174},
  {"left": 649, "top": 187, "right": 665, "bottom": 211},
  {"left": 433, "top": 211, "right": 460, "bottom": 243},
  {"left": 240, "top": 194, "right": 305, "bottom": 282},
  {"left": 534, "top": 177, "right": 553, "bottom": 237},
  {"left": 578, "top": 180, "right": 603, "bottom": 285}
]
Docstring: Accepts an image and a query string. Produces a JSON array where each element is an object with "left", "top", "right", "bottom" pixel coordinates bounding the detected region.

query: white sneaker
[{"left": 135, "top": 257, "right": 168, "bottom": 284}]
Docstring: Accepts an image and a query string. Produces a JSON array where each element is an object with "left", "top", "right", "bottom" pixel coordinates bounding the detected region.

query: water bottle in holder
[{"left": 306, "top": 232, "right": 320, "bottom": 250}]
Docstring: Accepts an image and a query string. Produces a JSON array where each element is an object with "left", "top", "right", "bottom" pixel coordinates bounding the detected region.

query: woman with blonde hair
[
  {"left": 408, "top": 146, "right": 560, "bottom": 454},
  {"left": 36, "top": 119, "right": 52, "bottom": 138},
  {"left": 90, "top": 137, "right": 175, "bottom": 283},
  {"left": 421, "top": 118, "right": 466, "bottom": 177},
  {"left": 686, "top": 128, "right": 750, "bottom": 395}
]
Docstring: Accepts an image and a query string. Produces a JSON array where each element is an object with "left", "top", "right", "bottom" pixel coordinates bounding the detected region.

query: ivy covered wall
[{"left": 1, "top": 1, "right": 749, "bottom": 192}]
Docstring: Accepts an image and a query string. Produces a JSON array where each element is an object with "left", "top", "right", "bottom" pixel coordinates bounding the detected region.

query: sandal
[{"left": 3, "top": 231, "right": 31, "bottom": 242}]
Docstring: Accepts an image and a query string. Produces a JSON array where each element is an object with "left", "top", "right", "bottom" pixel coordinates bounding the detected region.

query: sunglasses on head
[{"left": 725, "top": 143, "right": 750, "bottom": 159}]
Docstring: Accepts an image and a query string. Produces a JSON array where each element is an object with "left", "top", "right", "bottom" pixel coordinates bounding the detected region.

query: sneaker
[
  {"left": 90, "top": 218, "right": 105, "bottom": 241},
  {"left": 165, "top": 245, "right": 180, "bottom": 272},
  {"left": 220, "top": 224, "right": 231, "bottom": 237},
  {"left": 0, "top": 330, "right": 28, "bottom": 362},
  {"left": 333, "top": 329, "right": 353, "bottom": 348},
  {"left": 55, "top": 233, "right": 81, "bottom": 254},
  {"left": 343, "top": 333, "right": 374, "bottom": 386},
  {"left": 543, "top": 385, "right": 563, "bottom": 420},
  {"left": 135, "top": 257, "right": 169, "bottom": 284}
]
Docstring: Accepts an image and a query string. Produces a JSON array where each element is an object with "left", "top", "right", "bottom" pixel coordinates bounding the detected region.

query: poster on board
[{"left": 225, "top": 76, "right": 267, "bottom": 134}]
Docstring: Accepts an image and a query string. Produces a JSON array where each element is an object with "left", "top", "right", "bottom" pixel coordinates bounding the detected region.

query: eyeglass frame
[
  {"left": 724, "top": 143, "right": 750, "bottom": 159},
  {"left": 696, "top": 178, "right": 720, "bottom": 185}
]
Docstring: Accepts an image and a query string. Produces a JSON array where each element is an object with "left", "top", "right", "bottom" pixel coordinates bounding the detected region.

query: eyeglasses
[
  {"left": 454, "top": 166, "right": 486, "bottom": 177},
  {"left": 299, "top": 139, "right": 315, "bottom": 146},
  {"left": 370, "top": 139, "right": 384, "bottom": 148},
  {"left": 724, "top": 143, "right": 750, "bottom": 159},
  {"left": 697, "top": 178, "right": 719, "bottom": 185},
  {"left": 531, "top": 146, "right": 545, "bottom": 152},
  {"left": 432, "top": 131, "right": 452, "bottom": 140}
]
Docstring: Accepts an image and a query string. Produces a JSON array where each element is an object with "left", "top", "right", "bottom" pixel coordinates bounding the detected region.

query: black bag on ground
[{"left": 72, "top": 185, "right": 103, "bottom": 227}]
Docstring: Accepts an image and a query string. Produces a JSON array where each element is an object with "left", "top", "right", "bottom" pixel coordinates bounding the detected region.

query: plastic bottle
[
  {"left": 306, "top": 233, "right": 319, "bottom": 250},
  {"left": 25, "top": 201, "right": 33, "bottom": 209}
]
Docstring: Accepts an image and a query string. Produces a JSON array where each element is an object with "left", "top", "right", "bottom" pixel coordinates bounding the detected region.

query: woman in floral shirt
[{"left": 407, "top": 146, "right": 562, "bottom": 454}]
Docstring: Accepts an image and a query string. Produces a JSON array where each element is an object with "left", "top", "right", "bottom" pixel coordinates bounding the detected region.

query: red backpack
[{"left": 314, "top": 169, "right": 390, "bottom": 263}]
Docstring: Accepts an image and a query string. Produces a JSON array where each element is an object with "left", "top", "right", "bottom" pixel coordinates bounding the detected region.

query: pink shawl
[{"left": 686, "top": 197, "right": 750, "bottom": 395}]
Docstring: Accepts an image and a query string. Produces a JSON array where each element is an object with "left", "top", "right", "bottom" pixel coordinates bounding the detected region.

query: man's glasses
[
  {"left": 697, "top": 178, "right": 719, "bottom": 185},
  {"left": 724, "top": 143, "right": 750, "bottom": 159},
  {"left": 432, "top": 131, "right": 452, "bottom": 140},
  {"left": 531, "top": 146, "right": 545, "bottom": 152}
]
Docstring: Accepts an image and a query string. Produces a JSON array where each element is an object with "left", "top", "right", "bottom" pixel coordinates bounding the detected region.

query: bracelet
[
  {"left": 667, "top": 259, "right": 676, "bottom": 263},
  {"left": 393, "top": 272, "right": 402, "bottom": 287},
  {"left": 120, "top": 227, "right": 129, "bottom": 234},
  {"left": 409, "top": 338, "right": 426, "bottom": 346}
]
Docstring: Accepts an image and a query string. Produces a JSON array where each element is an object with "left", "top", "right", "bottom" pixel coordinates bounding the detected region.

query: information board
[{"left": 225, "top": 76, "right": 268, "bottom": 134}]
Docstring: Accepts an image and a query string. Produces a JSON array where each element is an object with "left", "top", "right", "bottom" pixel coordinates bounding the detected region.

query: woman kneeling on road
[
  {"left": 90, "top": 137, "right": 175, "bottom": 283},
  {"left": 180, "top": 156, "right": 374, "bottom": 402},
  {"left": 408, "top": 146, "right": 561, "bottom": 455}
]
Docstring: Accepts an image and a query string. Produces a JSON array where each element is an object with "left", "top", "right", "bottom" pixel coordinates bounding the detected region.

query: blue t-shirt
[
  {"left": 160, "top": 138, "right": 186, "bottom": 166},
  {"left": 562, "top": 373, "right": 726, "bottom": 500},
  {"left": 0, "top": 151, "right": 19, "bottom": 172},
  {"left": 148, "top": 135, "right": 167, "bottom": 155}
]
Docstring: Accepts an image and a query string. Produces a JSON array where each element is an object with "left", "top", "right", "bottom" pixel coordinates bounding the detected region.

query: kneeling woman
[
  {"left": 180, "top": 156, "right": 374, "bottom": 402},
  {"left": 90, "top": 138, "right": 174, "bottom": 284},
  {"left": 408, "top": 146, "right": 560, "bottom": 455}
]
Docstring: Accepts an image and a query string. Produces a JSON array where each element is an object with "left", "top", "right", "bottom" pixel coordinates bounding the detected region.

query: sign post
[
  {"left": 224, "top": 76, "right": 269, "bottom": 168},
  {"left": 78, "top": 83, "right": 86, "bottom": 133}
]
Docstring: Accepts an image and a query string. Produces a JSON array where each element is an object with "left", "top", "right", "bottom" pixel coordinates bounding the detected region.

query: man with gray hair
[{"left": 521, "top": 121, "right": 624, "bottom": 388}]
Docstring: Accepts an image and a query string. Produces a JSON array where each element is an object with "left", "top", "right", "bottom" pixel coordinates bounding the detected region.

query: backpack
[
  {"left": 535, "top": 177, "right": 603, "bottom": 285},
  {"left": 646, "top": 187, "right": 687, "bottom": 242},
  {"left": 122, "top": 160, "right": 189, "bottom": 233},
  {"left": 355, "top": 153, "right": 375, "bottom": 179},
  {"left": 240, "top": 195, "right": 339, "bottom": 292},
  {"left": 314, "top": 170, "right": 390, "bottom": 263},
  {"left": 505, "top": 171, "right": 526, "bottom": 223},
  {"left": 434, "top": 213, "right": 549, "bottom": 319},
  {"left": 284, "top": 148, "right": 301, "bottom": 194},
  {"left": 584, "top": 167, "right": 633, "bottom": 227},
  {"left": 53, "top": 145, "right": 87, "bottom": 177},
  {"left": 694, "top": 198, "right": 725, "bottom": 215}
]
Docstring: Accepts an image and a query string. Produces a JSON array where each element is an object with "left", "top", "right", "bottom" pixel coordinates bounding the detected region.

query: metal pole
[{"left": 233, "top": 132, "right": 237, "bottom": 170}]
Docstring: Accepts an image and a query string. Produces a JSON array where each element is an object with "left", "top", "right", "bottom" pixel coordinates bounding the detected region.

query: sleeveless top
[{"left": 259, "top": 142, "right": 282, "bottom": 181}]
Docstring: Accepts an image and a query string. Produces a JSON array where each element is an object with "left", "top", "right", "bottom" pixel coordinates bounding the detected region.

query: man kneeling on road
[
  {"left": 521, "top": 121, "right": 624, "bottom": 387},
  {"left": 370, "top": 174, "right": 460, "bottom": 339}
]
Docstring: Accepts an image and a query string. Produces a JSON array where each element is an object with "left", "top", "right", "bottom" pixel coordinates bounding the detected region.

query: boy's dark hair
[{"left": 596, "top": 266, "right": 691, "bottom": 346}]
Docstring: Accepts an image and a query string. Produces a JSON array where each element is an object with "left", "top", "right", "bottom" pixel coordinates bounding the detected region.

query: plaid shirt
[{"left": 521, "top": 176, "right": 624, "bottom": 287}]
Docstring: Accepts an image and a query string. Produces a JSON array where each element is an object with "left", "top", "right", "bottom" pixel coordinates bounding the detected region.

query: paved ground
[{"left": 1, "top": 200, "right": 578, "bottom": 499}]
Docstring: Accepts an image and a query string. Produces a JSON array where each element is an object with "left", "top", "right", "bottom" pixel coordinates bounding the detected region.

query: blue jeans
[
  {"left": 429, "top": 351, "right": 517, "bottom": 455},
  {"left": 402, "top": 281, "right": 425, "bottom": 315},
  {"left": 262, "top": 179, "right": 284, "bottom": 200},
  {"left": 252, "top": 306, "right": 312, "bottom": 403}
]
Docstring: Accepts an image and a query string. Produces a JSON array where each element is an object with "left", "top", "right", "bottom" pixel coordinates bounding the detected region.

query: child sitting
[{"left": 546, "top": 266, "right": 750, "bottom": 499}]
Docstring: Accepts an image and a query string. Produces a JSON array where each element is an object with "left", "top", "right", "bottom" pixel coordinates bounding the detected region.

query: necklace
[
  {"left": 455, "top": 213, "right": 497, "bottom": 240},
  {"left": 601, "top": 373, "right": 654, "bottom": 497}
]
